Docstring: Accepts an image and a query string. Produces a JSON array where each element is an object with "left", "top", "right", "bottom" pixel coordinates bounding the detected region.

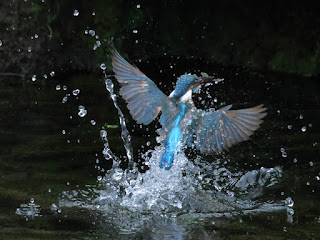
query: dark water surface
[{"left": 1, "top": 59, "right": 320, "bottom": 239}]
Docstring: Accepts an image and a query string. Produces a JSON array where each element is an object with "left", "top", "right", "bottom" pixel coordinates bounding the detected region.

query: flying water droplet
[
  {"left": 299, "top": 114, "right": 303, "bottom": 119},
  {"left": 50, "top": 203, "right": 57, "bottom": 212},
  {"left": 78, "top": 108, "right": 87, "bottom": 117},
  {"left": 73, "top": 9, "right": 79, "bottom": 16},
  {"left": 31, "top": 75, "right": 36, "bottom": 81},
  {"left": 90, "top": 120, "right": 96, "bottom": 125},
  {"left": 100, "top": 63, "right": 106, "bottom": 70},
  {"left": 50, "top": 71, "right": 55, "bottom": 77},
  {"left": 287, "top": 125, "right": 292, "bottom": 130},
  {"left": 34, "top": 34, "right": 39, "bottom": 39},
  {"left": 56, "top": 85, "right": 61, "bottom": 90},
  {"left": 43, "top": 74, "right": 48, "bottom": 79},
  {"left": 0, "top": 40, "right": 2, "bottom": 47},
  {"left": 309, "top": 161, "right": 314, "bottom": 167},
  {"left": 62, "top": 130, "right": 66, "bottom": 135},
  {"left": 63, "top": 85, "right": 67, "bottom": 91},
  {"left": 301, "top": 126, "right": 307, "bottom": 132},
  {"left": 285, "top": 197, "right": 294, "bottom": 207},
  {"left": 72, "top": 89, "right": 80, "bottom": 96},
  {"left": 137, "top": 4, "right": 141, "bottom": 8},
  {"left": 28, "top": 47, "right": 32, "bottom": 52},
  {"left": 62, "top": 96, "right": 68, "bottom": 103},
  {"left": 133, "top": 30, "right": 138, "bottom": 33},
  {"left": 89, "top": 30, "right": 95, "bottom": 36}
]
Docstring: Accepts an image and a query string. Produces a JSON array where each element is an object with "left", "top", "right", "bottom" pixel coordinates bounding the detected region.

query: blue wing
[
  {"left": 181, "top": 104, "right": 267, "bottom": 153},
  {"left": 112, "top": 49, "right": 178, "bottom": 126}
]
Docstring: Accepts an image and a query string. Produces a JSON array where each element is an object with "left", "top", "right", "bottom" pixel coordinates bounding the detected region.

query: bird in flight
[{"left": 112, "top": 49, "right": 267, "bottom": 170}]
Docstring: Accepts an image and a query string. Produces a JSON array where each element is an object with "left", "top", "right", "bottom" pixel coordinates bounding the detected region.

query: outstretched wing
[
  {"left": 112, "top": 49, "right": 178, "bottom": 126},
  {"left": 181, "top": 104, "right": 267, "bottom": 153}
]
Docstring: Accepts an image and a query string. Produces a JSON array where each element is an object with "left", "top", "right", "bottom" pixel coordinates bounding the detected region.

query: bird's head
[{"left": 172, "top": 73, "right": 218, "bottom": 100}]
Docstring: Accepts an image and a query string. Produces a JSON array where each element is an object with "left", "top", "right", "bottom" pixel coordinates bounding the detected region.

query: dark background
[{"left": 1, "top": 0, "right": 320, "bottom": 239}]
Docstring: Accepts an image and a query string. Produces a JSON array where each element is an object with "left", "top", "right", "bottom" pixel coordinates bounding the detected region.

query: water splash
[
  {"left": 101, "top": 67, "right": 134, "bottom": 169},
  {"left": 15, "top": 198, "right": 41, "bottom": 221},
  {"left": 60, "top": 146, "right": 285, "bottom": 234}
]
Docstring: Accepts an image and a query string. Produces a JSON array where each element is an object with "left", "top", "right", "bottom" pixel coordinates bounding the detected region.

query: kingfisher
[{"left": 112, "top": 50, "right": 267, "bottom": 170}]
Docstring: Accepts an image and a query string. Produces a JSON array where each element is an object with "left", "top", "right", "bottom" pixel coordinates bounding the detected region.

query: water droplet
[
  {"left": 287, "top": 125, "right": 292, "bottom": 130},
  {"left": 56, "top": 85, "right": 61, "bottom": 90},
  {"left": 282, "top": 152, "right": 287, "bottom": 158},
  {"left": 89, "top": 30, "right": 95, "bottom": 36},
  {"left": 301, "top": 126, "right": 307, "bottom": 132},
  {"left": 309, "top": 161, "right": 314, "bottom": 167},
  {"left": 63, "top": 85, "right": 67, "bottom": 90},
  {"left": 306, "top": 182, "right": 310, "bottom": 186},
  {"left": 100, "top": 63, "right": 106, "bottom": 70},
  {"left": 90, "top": 120, "right": 96, "bottom": 125},
  {"left": 316, "top": 176, "right": 320, "bottom": 181},
  {"left": 0, "top": 40, "right": 2, "bottom": 46},
  {"left": 43, "top": 74, "right": 48, "bottom": 79},
  {"left": 137, "top": 4, "right": 141, "bottom": 8},
  {"left": 285, "top": 197, "right": 294, "bottom": 207},
  {"left": 67, "top": 182, "right": 70, "bottom": 185},
  {"left": 84, "top": 30, "right": 88, "bottom": 35},
  {"left": 30, "top": 198, "right": 35, "bottom": 203},
  {"left": 299, "top": 114, "right": 303, "bottom": 119},
  {"left": 92, "top": 12, "right": 96, "bottom": 16},
  {"left": 62, "top": 96, "right": 68, "bottom": 103},
  {"left": 283, "top": 227, "right": 287, "bottom": 232},
  {"left": 50, "top": 71, "right": 55, "bottom": 77},
  {"left": 280, "top": 147, "right": 285, "bottom": 152},
  {"left": 57, "top": 209, "right": 62, "bottom": 213},
  {"left": 78, "top": 109, "right": 87, "bottom": 117},
  {"left": 34, "top": 34, "right": 39, "bottom": 39},
  {"left": 62, "top": 130, "right": 66, "bottom": 135},
  {"left": 48, "top": 188, "right": 51, "bottom": 193},
  {"left": 72, "top": 89, "right": 80, "bottom": 96},
  {"left": 308, "top": 123, "right": 312, "bottom": 127},
  {"left": 50, "top": 203, "right": 57, "bottom": 211},
  {"left": 73, "top": 9, "right": 79, "bottom": 16},
  {"left": 27, "top": 47, "right": 32, "bottom": 52},
  {"left": 146, "top": 141, "right": 151, "bottom": 146},
  {"left": 281, "top": 192, "right": 284, "bottom": 196},
  {"left": 293, "top": 158, "right": 298, "bottom": 163},
  {"left": 31, "top": 75, "right": 36, "bottom": 81},
  {"left": 133, "top": 29, "right": 138, "bottom": 33},
  {"left": 97, "top": 176, "right": 102, "bottom": 181}
]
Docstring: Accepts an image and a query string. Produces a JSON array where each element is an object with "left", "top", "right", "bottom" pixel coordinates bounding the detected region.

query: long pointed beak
[{"left": 193, "top": 74, "right": 223, "bottom": 86}]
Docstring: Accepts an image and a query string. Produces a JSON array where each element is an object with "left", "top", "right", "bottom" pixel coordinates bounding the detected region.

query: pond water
[{"left": 0, "top": 57, "right": 320, "bottom": 239}]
